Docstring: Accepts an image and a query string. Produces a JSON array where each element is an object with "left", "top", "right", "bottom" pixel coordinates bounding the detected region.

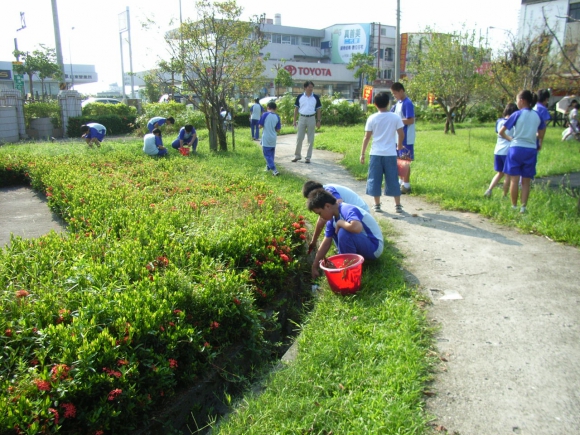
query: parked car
[{"left": 81, "top": 98, "right": 123, "bottom": 108}]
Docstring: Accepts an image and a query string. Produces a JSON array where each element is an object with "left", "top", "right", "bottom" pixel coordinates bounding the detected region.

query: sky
[{"left": 1, "top": 0, "right": 522, "bottom": 94}]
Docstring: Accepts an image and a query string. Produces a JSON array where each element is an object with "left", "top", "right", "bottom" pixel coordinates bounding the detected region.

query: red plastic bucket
[
  {"left": 319, "top": 254, "right": 365, "bottom": 295},
  {"left": 179, "top": 147, "right": 191, "bottom": 156}
]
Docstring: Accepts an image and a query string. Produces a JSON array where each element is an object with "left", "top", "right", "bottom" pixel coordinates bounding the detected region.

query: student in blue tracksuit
[
  {"left": 259, "top": 101, "right": 282, "bottom": 176},
  {"left": 171, "top": 125, "right": 198, "bottom": 152},
  {"left": 307, "top": 189, "right": 383, "bottom": 280},
  {"left": 498, "top": 90, "right": 546, "bottom": 214},
  {"left": 80, "top": 123, "right": 106, "bottom": 147}
]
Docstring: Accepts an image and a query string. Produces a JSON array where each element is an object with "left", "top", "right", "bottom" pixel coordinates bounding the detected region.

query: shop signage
[{"left": 284, "top": 65, "right": 332, "bottom": 77}]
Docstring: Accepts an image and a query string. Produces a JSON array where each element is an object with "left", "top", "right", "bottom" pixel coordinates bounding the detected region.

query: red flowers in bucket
[{"left": 179, "top": 147, "right": 190, "bottom": 156}]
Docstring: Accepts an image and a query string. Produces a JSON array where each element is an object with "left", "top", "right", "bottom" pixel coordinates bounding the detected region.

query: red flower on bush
[
  {"left": 300, "top": 234, "right": 306, "bottom": 240},
  {"left": 48, "top": 408, "right": 59, "bottom": 425},
  {"left": 280, "top": 254, "right": 290, "bottom": 263},
  {"left": 51, "top": 364, "right": 71, "bottom": 381},
  {"left": 34, "top": 379, "right": 51, "bottom": 391},
  {"left": 61, "top": 402, "right": 76, "bottom": 419},
  {"left": 210, "top": 321, "right": 219, "bottom": 330},
  {"left": 103, "top": 367, "right": 122, "bottom": 378},
  {"left": 292, "top": 222, "right": 301, "bottom": 229},
  {"left": 118, "top": 359, "right": 129, "bottom": 366},
  {"left": 233, "top": 297, "right": 241, "bottom": 306},
  {"left": 15, "top": 290, "right": 29, "bottom": 299},
  {"left": 169, "top": 359, "right": 178, "bottom": 369},
  {"left": 204, "top": 342, "right": 211, "bottom": 348},
  {"left": 108, "top": 388, "right": 122, "bottom": 401},
  {"left": 156, "top": 256, "right": 169, "bottom": 267},
  {"left": 4, "top": 329, "right": 12, "bottom": 337}
]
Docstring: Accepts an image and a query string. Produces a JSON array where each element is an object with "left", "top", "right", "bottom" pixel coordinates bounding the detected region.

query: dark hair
[
  {"left": 184, "top": 124, "right": 193, "bottom": 132},
  {"left": 167, "top": 117, "right": 175, "bottom": 124},
  {"left": 503, "top": 103, "right": 518, "bottom": 118},
  {"left": 80, "top": 125, "right": 89, "bottom": 133},
  {"left": 152, "top": 128, "right": 162, "bottom": 136},
  {"left": 517, "top": 90, "right": 538, "bottom": 108},
  {"left": 390, "top": 82, "right": 405, "bottom": 92},
  {"left": 537, "top": 89, "right": 550, "bottom": 103},
  {"left": 302, "top": 180, "right": 323, "bottom": 198},
  {"left": 303, "top": 81, "right": 314, "bottom": 88},
  {"left": 373, "top": 91, "right": 390, "bottom": 109},
  {"left": 307, "top": 188, "right": 336, "bottom": 211},
  {"left": 254, "top": 98, "right": 260, "bottom": 103},
  {"left": 267, "top": 101, "right": 277, "bottom": 110}
]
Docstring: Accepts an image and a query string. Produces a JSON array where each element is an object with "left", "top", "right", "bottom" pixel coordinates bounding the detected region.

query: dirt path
[
  {"left": 2, "top": 136, "right": 580, "bottom": 434},
  {"left": 273, "top": 133, "right": 580, "bottom": 435}
]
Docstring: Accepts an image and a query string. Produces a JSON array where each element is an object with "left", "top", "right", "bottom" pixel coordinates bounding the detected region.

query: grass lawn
[{"left": 314, "top": 124, "right": 580, "bottom": 246}]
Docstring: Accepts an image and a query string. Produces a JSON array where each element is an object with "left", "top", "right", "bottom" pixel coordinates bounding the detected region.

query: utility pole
[
  {"left": 51, "top": 0, "right": 66, "bottom": 87},
  {"left": 394, "top": 0, "right": 401, "bottom": 82}
]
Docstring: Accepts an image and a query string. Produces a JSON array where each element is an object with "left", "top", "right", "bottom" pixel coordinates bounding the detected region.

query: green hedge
[
  {"left": 0, "top": 144, "right": 309, "bottom": 434},
  {"left": 82, "top": 103, "right": 137, "bottom": 118},
  {"left": 67, "top": 115, "right": 137, "bottom": 137},
  {"left": 23, "top": 101, "right": 61, "bottom": 129},
  {"left": 136, "top": 102, "right": 206, "bottom": 135}
]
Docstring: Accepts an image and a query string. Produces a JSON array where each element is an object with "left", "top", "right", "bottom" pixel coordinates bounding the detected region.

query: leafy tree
[
  {"left": 13, "top": 45, "right": 62, "bottom": 101},
  {"left": 346, "top": 53, "right": 378, "bottom": 98},
  {"left": 408, "top": 29, "right": 489, "bottom": 133},
  {"left": 274, "top": 65, "right": 294, "bottom": 97},
  {"left": 489, "top": 30, "right": 555, "bottom": 104},
  {"left": 162, "top": 0, "right": 268, "bottom": 151}
]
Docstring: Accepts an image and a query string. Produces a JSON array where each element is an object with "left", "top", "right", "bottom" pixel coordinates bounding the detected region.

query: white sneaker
[
  {"left": 484, "top": 189, "right": 492, "bottom": 198},
  {"left": 520, "top": 206, "right": 526, "bottom": 214},
  {"left": 272, "top": 170, "right": 280, "bottom": 176}
]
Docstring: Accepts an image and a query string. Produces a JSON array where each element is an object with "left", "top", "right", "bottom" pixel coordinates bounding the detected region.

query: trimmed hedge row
[{"left": 67, "top": 115, "right": 137, "bottom": 137}]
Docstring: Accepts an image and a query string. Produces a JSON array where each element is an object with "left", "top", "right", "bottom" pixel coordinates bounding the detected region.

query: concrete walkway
[{"left": 2, "top": 134, "right": 579, "bottom": 434}]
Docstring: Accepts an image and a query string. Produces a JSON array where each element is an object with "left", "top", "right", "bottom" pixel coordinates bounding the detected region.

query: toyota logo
[{"left": 284, "top": 65, "right": 297, "bottom": 76}]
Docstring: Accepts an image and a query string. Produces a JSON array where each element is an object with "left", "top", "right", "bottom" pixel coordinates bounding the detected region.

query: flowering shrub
[{"left": 0, "top": 145, "right": 309, "bottom": 434}]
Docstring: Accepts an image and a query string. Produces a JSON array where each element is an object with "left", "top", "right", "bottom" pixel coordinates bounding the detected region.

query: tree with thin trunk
[
  {"left": 407, "top": 29, "right": 488, "bottom": 134},
  {"left": 346, "top": 53, "right": 378, "bottom": 99},
  {"left": 162, "top": 0, "right": 268, "bottom": 151}
]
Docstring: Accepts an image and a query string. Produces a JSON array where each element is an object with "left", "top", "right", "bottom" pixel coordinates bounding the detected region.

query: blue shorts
[
  {"left": 504, "top": 147, "right": 537, "bottom": 179},
  {"left": 494, "top": 154, "right": 507, "bottom": 172},
  {"left": 365, "top": 155, "right": 401, "bottom": 197},
  {"left": 398, "top": 144, "right": 414, "bottom": 161}
]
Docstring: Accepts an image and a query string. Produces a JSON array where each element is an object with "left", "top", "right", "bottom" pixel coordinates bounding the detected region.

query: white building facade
[{"left": 257, "top": 16, "right": 398, "bottom": 98}]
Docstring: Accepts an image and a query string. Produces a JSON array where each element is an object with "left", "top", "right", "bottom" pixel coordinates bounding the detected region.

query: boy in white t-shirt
[{"left": 360, "top": 92, "right": 405, "bottom": 213}]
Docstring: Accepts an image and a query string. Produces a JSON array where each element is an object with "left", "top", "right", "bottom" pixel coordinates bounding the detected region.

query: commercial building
[
  {"left": 0, "top": 60, "right": 98, "bottom": 98},
  {"left": 131, "top": 16, "right": 398, "bottom": 100},
  {"left": 257, "top": 16, "right": 397, "bottom": 98}
]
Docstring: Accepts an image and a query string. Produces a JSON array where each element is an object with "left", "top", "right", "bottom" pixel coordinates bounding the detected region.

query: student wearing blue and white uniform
[
  {"left": 302, "top": 180, "right": 370, "bottom": 254},
  {"left": 80, "top": 123, "right": 106, "bottom": 147},
  {"left": 171, "top": 125, "right": 198, "bottom": 152},
  {"left": 143, "top": 128, "right": 168, "bottom": 157},
  {"left": 147, "top": 116, "right": 174, "bottom": 133},
  {"left": 259, "top": 101, "right": 282, "bottom": 176},
  {"left": 499, "top": 90, "right": 546, "bottom": 214},
  {"left": 307, "top": 189, "right": 383, "bottom": 280},
  {"left": 390, "top": 82, "right": 416, "bottom": 194},
  {"left": 484, "top": 103, "right": 518, "bottom": 198},
  {"left": 249, "top": 98, "right": 264, "bottom": 141},
  {"left": 292, "top": 81, "right": 322, "bottom": 163},
  {"left": 533, "top": 89, "right": 551, "bottom": 150}
]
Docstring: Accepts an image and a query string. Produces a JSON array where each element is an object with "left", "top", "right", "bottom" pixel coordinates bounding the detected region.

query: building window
[
  {"left": 382, "top": 69, "right": 392, "bottom": 79},
  {"left": 302, "top": 36, "right": 311, "bottom": 46},
  {"left": 282, "top": 35, "right": 291, "bottom": 45},
  {"left": 380, "top": 27, "right": 387, "bottom": 37},
  {"left": 385, "top": 48, "right": 394, "bottom": 61},
  {"left": 271, "top": 33, "right": 281, "bottom": 44},
  {"left": 570, "top": 3, "right": 580, "bottom": 21},
  {"left": 291, "top": 36, "right": 299, "bottom": 45}
]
